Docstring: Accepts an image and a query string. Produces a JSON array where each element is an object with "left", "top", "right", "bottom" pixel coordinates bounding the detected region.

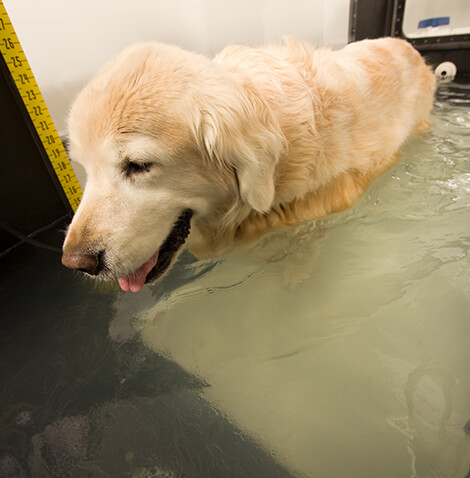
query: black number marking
[
  {"left": 11, "top": 55, "right": 22, "bottom": 67},
  {"left": 26, "top": 89, "right": 36, "bottom": 101},
  {"left": 3, "top": 37, "right": 14, "bottom": 49},
  {"left": 19, "top": 73, "right": 30, "bottom": 84},
  {"left": 32, "top": 105, "right": 43, "bottom": 116}
]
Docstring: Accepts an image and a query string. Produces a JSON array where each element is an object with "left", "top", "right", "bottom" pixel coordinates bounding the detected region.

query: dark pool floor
[{"left": 0, "top": 228, "right": 294, "bottom": 478}]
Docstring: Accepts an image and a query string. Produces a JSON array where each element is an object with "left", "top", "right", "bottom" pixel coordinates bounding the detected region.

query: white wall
[{"left": 4, "top": 0, "right": 350, "bottom": 134}]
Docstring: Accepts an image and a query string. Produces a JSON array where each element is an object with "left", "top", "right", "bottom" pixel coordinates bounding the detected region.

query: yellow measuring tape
[{"left": 0, "top": 1, "right": 82, "bottom": 212}]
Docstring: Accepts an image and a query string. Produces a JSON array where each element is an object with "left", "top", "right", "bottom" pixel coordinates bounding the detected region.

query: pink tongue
[{"left": 118, "top": 251, "right": 159, "bottom": 293}]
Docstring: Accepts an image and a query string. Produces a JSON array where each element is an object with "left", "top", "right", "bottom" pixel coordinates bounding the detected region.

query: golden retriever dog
[{"left": 61, "top": 37, "right": 436, "bottom": 292}]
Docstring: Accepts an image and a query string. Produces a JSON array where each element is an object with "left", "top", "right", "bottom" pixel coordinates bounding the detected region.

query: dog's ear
[
  {"left": 236, "top": 154, "right": 276, "bottom": 213},
  {"left": 199, "top": 102, "right": 284, "bottom": 213}
]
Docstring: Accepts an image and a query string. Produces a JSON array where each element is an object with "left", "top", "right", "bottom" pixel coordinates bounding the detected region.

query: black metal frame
[{"left": 0, "top": 53, "right": 71, "bottom": 256}]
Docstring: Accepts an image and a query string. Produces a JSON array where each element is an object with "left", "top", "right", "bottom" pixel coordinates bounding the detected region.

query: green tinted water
[
  {"left": 124, "top": 84, "right": 470, "bottom": 478},
  {"left": 1, "top": 84, "right": 469, "bottom": 478}
]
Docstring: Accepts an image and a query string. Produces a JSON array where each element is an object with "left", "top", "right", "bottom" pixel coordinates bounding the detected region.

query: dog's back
[{"left": 217, "top": 37, "right": 436, "bottom": 241}]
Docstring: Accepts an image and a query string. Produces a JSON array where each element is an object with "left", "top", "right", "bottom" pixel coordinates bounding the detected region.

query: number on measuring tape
[{"left": 0, "top": 0, "right": 82, "bottom": 212}]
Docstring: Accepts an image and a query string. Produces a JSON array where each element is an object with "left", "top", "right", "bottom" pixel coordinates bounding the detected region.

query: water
[{"left": 1, "top": 84, "right": 470, "bottom": 478}]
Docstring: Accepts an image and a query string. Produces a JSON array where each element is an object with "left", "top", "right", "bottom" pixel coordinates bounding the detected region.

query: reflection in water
[{"left": 1, "top": 86, "right": 470, "bottom": 477}]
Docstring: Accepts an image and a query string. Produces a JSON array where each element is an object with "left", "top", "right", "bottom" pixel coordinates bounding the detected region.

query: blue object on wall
[{"left": 418, "top": 17, "right": 450, "bottom": 29}]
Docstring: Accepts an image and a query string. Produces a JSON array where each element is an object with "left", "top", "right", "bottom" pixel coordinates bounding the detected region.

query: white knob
[{"left": 434, "top": 61, "right": 457, "bottom": 83}]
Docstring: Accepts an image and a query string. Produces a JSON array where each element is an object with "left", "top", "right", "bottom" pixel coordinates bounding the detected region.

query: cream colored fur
[{"left": 63, "top": 37, "right": 436, "bottom": 283}]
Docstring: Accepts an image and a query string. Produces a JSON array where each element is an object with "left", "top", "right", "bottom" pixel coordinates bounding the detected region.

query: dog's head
[{"left": 61, "top": 43, "right": 284, "bottom": 291}]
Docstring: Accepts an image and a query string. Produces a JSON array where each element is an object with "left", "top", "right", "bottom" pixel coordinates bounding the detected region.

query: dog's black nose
[{"left": 61, "top": 248, "right": 103, "bottom": 275}]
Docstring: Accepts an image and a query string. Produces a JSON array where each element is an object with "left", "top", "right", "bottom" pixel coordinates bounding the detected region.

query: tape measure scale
[{"left": 0, "top": 1, "right": 82, "bottom": 212}]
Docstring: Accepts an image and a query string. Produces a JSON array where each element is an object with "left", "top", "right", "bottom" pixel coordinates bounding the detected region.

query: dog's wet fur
[{"left": 61, "top": 37, "right": 436, "bottom": 292}]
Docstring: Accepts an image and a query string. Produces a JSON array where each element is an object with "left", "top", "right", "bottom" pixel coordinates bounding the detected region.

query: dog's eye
[{"left": 124, "top": 160, "right": 152, "bottom": 177}]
